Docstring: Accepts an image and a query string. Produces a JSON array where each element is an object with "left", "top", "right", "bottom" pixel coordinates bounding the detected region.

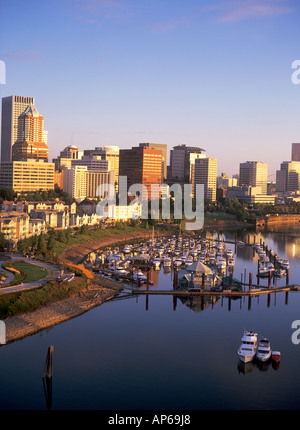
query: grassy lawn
[
  {"left": 3, "top": 261, "right": 48, "bottom": 285},
  {"left": 204, "top": 212, "right": 237, "bottom": 220}
]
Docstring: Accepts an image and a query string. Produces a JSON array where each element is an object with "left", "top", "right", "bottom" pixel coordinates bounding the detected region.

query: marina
[
  {"left": 0, "top": 226, "right": 300, "bottom": 410},
  {"left": 86, "top": 230, "right": 295, "bottom": 297}
]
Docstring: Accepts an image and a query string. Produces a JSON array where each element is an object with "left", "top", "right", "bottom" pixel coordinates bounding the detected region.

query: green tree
[
  {"left": 37, "top": 233, "right": 47, "bottom": 255},
  {"left": 0, "top": 233, "right": 7, "bottom": 251}
]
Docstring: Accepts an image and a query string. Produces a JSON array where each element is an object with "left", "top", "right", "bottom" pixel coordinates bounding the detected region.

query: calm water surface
[{"left": 1, "top": 227, "right": 300, "bottom": 410}]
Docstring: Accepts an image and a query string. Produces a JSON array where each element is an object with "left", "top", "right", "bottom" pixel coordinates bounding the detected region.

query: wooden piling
[
  {"left": 43, "top": 345, "right": 54, "bottom": 379},
  {"left": 268, "top": 271, "right": 272, "bottom": 289},
  {"left": 249, "top": 272, "right": 252, "bottom": 290},
  {"left": 286, "top": 268, "right": 289, "bottom": 285}
]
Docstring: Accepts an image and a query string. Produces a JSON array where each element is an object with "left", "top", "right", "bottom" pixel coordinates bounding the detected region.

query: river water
[{"left": 1, "top": 226, "right": 300, "bottom": 411}]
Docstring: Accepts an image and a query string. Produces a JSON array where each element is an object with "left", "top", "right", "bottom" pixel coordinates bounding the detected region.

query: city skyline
[{"left": 0, "top": 0, "right": 300, "bottom": 177}]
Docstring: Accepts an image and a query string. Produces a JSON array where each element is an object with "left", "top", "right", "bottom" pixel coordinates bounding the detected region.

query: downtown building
[
  {"left": 1, "top": 95, "right": 35, "bottom": 162},
  {"left": 169, "top": 144, "right": 206, "bottom": 185},
  {"left": 0, "top": 159, "right": 55, "bottom": 193},
  {"left": 119, "top": 146, "right": 162, "bottom": 200},
  {"left": 139, "top": 142, "right": 168, "bottom": 181},
  {"left": 193, "top": 157, "right": 217, "bottom": 201},
  {"left": 83, "top": 146, "right": 119, "bottom": 191},
  {"left": 276, "top": 161, "right": 300, "bottom": 193},
  {"left": 11, "top": 103, "right": 49, "bottom": 162},
  {"left": 239, "top": 161, "right": 268, "bottom": 194},
  {"left": 62, "top": 164, "right": 115, "bottom": 201},
  {"left": 291, "top": 143, "right": 300, "bottom": 162}
]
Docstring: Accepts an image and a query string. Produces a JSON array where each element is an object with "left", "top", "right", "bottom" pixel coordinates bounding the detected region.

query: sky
[{"left": 0, "top": 0, "right": 299, "bottom": 178}]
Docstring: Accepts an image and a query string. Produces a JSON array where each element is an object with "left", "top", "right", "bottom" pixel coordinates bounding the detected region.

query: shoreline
[
  {"left": 0, "top": 219, "right": 271, "bottom": 345},
  {"left": 4, "top": 281, "right": 122, "bottom": 345}
]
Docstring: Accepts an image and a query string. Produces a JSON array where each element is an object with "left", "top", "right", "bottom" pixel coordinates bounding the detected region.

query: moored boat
[
  {"left": 238, "top": 330, "right": 258, "bottom": 363},
  {"left": 271, "top": 351, "right": 281, "bottom": 365},
  {"left": 256, "top": 337, "right": 272, "bottom": 362}
]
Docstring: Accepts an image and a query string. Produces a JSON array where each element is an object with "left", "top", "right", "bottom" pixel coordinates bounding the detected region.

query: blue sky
[{"left": 1, "top": 0, "right": 299, "bottom": 177}]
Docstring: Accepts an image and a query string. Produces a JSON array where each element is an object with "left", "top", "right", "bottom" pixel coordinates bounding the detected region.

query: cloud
[
  {"left": 0, "top": 50, "right": 41, "bottom": 62},
  {"left": 208, "top": 0, "right": 294, "bottom": 23},
  {"left": 150, "top": 17, "right": 191, "bottom": 33},
  {"left": 65, "top": 0, "right": 127, "bottom": 22}
]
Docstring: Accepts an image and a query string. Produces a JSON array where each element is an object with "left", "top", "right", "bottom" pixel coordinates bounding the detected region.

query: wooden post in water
[
  {"left": 249, "top": 272, "right": 252, "bottom": 291},
  {"left": 268, "top": 271, "right": 272, "bottom": 289},
  {"left": 286, "top": 268, "right": 289, "bottom": 286},
  {"left": 43, "top": 345, "right": 53, "bottom": 379}
]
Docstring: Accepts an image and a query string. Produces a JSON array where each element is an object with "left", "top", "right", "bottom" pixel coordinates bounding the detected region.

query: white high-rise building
[
  {"left": 63, "top": 165, "right": 87, "bottom": 200},
  {"left": 194, "top": 157, "right": 217, "bottom": 201}
]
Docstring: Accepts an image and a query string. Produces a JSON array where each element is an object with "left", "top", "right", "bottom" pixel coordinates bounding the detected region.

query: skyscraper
[
  {"left": 83, "top": 146, "right": 119, "bottom": 190},
  {"left": 119, "top": 146, "right": 162, "bottom": 200},
  {"left": 194, "top": 157, "right": 217, "bottom": 201},
  {"left": 139, "top": 142, "right": 168, "bottom": 181},
  {"left": 169, "top": 144, "right": 206, "bottom": 183},
  {"left": 276, "top": 161, "right": 300, "bottom": 192},
  {"left": 292, "top": 143, "right": 300, "bottom": 162},
  {"left": 239, "top": 161, "right": 268, "bottom": 194},
  {"left": 1, "top": 95, "right": 34, "bottom": 161},
  {"left": 12, "top": 103, "right": 49, "bottom": 162}
]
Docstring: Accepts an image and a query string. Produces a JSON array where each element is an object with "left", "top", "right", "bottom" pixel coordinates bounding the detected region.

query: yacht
[
  {"left": 163, "top": 257, "right": 172, "bottom": 267},
  {"left": 281, "top": 259, "right": 290, "bottom": 269},
  {"left": 152, "top": 257, "right": 161, "bottom": 268},
  {"left": 237, "top": 330, "right": 258, "bottom": 363},
  {"left": 256, "top": 337, "right": 272, "bottom": 362}
]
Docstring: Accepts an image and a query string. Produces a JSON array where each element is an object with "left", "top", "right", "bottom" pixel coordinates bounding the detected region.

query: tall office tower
[
  {"left": 276, "top": 161, "right": 300, "bottom": 192},
  {"left": 239, "top": 161, "right": 268, "bottom": 194},
  {"left": 0, "top": 160, "right": 54, "bottom": 192},
  {"left": 139, "top": 142, "right": 168, "bottom": 181},
  {"left": 1, "top": 95, "right": 35, "bottom": 161},
  {"left": 169, "top": 144, "right": 206, "bottom": 183},
  {"left": 63, "top": 165, "right": 88, "bottom": 200},
  {"left": 86, "top": 170, "right": 115, "bottom": 199},
  {"left": 59, "top": 145, "right": 82, "bottom": 160},
  {"left": 11, "top": 103, "right": 49, "bottom": 162},
  {"left": 194, "top": 157, "right": 217, "bottom": 201},
  {"left": 71, "top": 155, "right": 109, "bottom": 171},
  {"left": 292, "top": 143, "right": 300, "bottom": 161},
  {"left": 119, "top": 146, "right": 162, "bottom": 200},
  {"left": 83, "top": 146, "right": 119, "bottom": 191}
]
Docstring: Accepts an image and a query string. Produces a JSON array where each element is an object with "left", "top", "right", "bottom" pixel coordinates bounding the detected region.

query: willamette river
[{"left": 1, "top": 226, "right": 300, "bottom": 410}]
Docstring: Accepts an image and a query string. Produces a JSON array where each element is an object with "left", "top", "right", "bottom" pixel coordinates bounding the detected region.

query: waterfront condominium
[
  {"left": 11, "top": 103, "right": 49, "bottom": 162},
  {"left": 239, "top": 161, "right": 268, "bottom": 194},
  {"left": 1, "top": 95, "right": 35, "bottom": 162},
  {"left": 119, "top": 146, "right": 162, "bottom": 200},
  {"left": 193, "top": 157, "right": 217, "bottom": 201}
]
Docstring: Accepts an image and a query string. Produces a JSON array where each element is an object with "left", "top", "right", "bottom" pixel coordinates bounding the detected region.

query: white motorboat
[
  {"left": 152, "top": 257, "right": 161, "bottom": 268},
  {"left": 281, "top": 259, "right": 290, "bottom": 269},
  {"left": 163, "top": 257, "right": 172, "bottom": 267},
  {"left": 256, "top": 337, "right": 272, "bottom": 362},
  {"left": 237, "top": 330, "right": 258, "bottom": 363},
  {"left": 227, "top": 257, "right": 235, "bottom": 268},
  {"left": 217, "top": 257, "right": 226, "bottom": 269},
  {"left": 115, "top": 268, "right": 128, "bottom": 277}
]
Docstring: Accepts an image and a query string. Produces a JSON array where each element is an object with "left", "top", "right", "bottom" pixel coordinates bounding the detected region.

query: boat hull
[{"left": 238, "top": 350, "right": 256, "bottom": 363}]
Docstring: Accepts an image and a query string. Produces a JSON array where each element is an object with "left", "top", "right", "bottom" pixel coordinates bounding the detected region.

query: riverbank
[
  {"left": 4, "top": 280, "right": 122, "bottom": 344},
  {"left": 1, "top": 220, "right": 252, "bottom": 345}
]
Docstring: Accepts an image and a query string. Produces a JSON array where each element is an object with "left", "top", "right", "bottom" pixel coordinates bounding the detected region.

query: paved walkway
[{"left": 0, "top": 254, "right": 66, "bottom": 295}]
